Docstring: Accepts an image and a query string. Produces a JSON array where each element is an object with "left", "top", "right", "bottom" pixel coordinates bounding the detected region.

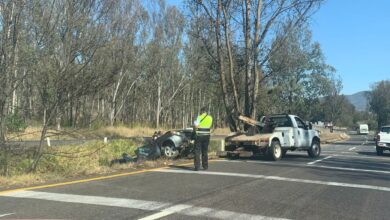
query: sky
[
  {"left": 167, "top": 0, "right": 390, "bottom": 95},
  {"left": 310, "top": 0, "right": 390, "bottom": 95}
]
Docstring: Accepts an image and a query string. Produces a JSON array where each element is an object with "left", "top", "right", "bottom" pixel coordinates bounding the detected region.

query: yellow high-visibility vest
[{"left": 194, "top": 113, "right": 213, "bottom": 135}]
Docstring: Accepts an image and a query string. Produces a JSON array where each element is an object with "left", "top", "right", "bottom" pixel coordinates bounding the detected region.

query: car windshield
[{"left": 381, "top": 127, "right": 390, "bottom": 133}]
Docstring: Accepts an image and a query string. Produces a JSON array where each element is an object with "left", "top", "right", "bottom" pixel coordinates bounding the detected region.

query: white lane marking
[
  {"left": 156, "top": 169, "right": 390, "bottom": 192},
  {"left": 0, "top": 213, "right": 15, "bottom": 218},
  {"left": 348, "top": 147, "right": 356, "bottom": 151},
  {"left": 219, "top": 159, "right": 390, "bottom": 175},
  {"left": 183, "top": 206, "right": 289, "bottom": 220},
  {"left": 138, "top": 211, "right": 175, "bottom": 220},
  {"left": 2, "top": 191, "right": 289, "bottom": 220},
  {"left": 307, "top": 156, "right": 333, "bottom": 165},
  {"left": 4, "top": 191, "right": 169, "bottom": 211},
  {"left": 315, "top": 165, "right": 390, "bottom": 174},
  {"left": 322, "top": 152, "right": 390, "bottom": 160},
  {"left": 138, "top": 204, "right": 191, "bottom": 220}
]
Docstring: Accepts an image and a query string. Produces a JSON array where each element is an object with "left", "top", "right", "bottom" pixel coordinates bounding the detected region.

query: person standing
[{"left": 193, "top": 106, "right": 213, "bottom": 171}]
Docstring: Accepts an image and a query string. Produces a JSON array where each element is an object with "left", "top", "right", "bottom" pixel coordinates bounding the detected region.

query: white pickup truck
[
  {"left": 376, "top": 125, "right": 390, "bottom": 155},
  {"left": 218, "top": 114, "right": 321, "bottom": 161}
]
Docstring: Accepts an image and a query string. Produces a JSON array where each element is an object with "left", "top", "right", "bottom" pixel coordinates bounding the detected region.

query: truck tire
[
  {"left": 267, "top": 140, "right": 282, "bottom": 161},
  {"left": 308, "top": 140, "right": 321, "bottom": 158}
]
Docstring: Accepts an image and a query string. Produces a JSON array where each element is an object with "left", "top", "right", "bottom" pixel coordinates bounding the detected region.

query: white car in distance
[{"left": 376, "top": 125, "right": 390, "bottom": 155}]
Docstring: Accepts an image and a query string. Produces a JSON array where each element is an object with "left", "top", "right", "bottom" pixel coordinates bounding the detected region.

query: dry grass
[
  {"left": 317, "top": 128, "right": 350, "bottom": 143},
  {"left": 0, "top": 173, "right": 61, "bottom": 189},
  {"left": 7, "top": 126, "right": 167, "bottom": 141},
  {"left": 0, "top": 137, "right": 195, "bottom": 188},
  {"left": 8, "top": 125, "right": 233, "bottom": 141},
  {"left": 93, "top": 126, "right": 164, "bottom": 139},
  {"left": 212, "top": 127, "right": 232, "bottom": 135}
]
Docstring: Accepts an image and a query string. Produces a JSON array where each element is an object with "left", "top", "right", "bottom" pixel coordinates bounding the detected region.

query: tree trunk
[
  {"left": 156, "top": 72, "right": 162, "bottom": 128},
  {"left": 222, "top": 6, "right": 240, "bottom": 114},
  {"left": 216, "top": 0, "right": 237, "bottom": 131},
  {"left": 252, "top": 0, "right": 263, "bottom": 119},
  {"left": 244, "top": 0, "right": 252, "bottom": 117},
  {"left": 11, "top": 46, "right": 18, "bottom": 115}
]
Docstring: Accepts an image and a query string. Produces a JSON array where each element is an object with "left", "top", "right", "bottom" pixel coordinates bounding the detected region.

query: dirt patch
[{"left": 319, "top": 128, "right": 350, "bottom": 144}]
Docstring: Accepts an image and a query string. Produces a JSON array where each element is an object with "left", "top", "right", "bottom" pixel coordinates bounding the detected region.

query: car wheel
[
  {"left": 308, "top": 140, "right": 321, "bottom": 158},
  {"left": 267, "top": 140, "right": 282, "bottom": 161},
  {"left": 161, "top": 143, "right": 179, "bottom": 159},
  {"left": 376, "top": 147, "right": 384, "bottom": 156}
]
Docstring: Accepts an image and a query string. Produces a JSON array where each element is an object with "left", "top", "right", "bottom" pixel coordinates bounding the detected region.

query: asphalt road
[{"left": 1, "top": 134, "right": 390, "bottom": 220}]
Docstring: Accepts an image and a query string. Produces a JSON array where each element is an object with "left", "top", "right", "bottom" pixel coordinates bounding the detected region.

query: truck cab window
[{"left": 295, "top": 117, "right": 306, "bottom": 129}]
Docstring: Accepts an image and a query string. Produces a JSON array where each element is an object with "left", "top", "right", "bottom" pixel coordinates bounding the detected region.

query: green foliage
[
  {"left": 5, "top": 139, "right": 141, "bottom": 177},
  {"left": 90, "top": 118, "right": 106, "bottom": 130},
  {"left": 369, "top": 80, "right": 390, "bottom": 128},
  {"left": 6, "top": 110, "right": 27, "bottom": 132},
  {"left": 267, "top": 25, "right": 336, "bottom": 119}
]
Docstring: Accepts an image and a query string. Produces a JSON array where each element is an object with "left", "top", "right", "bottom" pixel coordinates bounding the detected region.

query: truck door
[{"left": 293, "top": 117, "right": 310, "bottom": 148}]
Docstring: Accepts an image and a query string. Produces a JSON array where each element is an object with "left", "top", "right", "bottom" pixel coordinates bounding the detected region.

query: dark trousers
[{"left": 194, "top": 135, "right": 210, "bottom": 169}]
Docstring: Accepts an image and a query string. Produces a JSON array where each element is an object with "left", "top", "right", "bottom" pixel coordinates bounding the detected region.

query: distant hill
[{"left": 344, "top": 91, "right": 370, "bottom": 112}]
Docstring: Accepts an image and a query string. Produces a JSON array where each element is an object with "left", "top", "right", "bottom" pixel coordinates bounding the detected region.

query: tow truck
[{"left": 218, "top": 114, "right": 321, "bottom": 160}]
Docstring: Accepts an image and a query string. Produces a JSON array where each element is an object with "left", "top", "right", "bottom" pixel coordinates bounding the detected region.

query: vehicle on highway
[
  {"left": 376, "top": 125, "right": 390, "bottom": 155},
  {"left": 358, "top": 124, "right": 369, "bottom": 134},
  {"left": 218, "top": 114, "right": 321, "bottom": 161}
]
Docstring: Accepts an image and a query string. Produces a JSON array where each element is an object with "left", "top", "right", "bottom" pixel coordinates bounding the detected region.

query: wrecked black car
[
  {"left": 152, "top": 128, "right": 195, "bottom": 159},
  {"left": 111, "top": 128, "right": 195, "bottom": 165}
]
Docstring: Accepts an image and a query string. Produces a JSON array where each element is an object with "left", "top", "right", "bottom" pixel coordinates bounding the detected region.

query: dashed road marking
[
  {"left": 307, "top": 156, "right": 333, "bottom": 165},
  {"left": 138, "top": 210, "right": 175, "bottom": 220},
  {"left": 348, "top": 147, "right": 356, "bottom": 151},
  {"left": 218, "top": 159, "right": 390, "bottom": 175},
  {"left": 156, "top": 169, "right": 390, "bottom": 192},
  {"left": 2, "top": 191, "right": 290, "bottom": 220},
  {"left": 138, "top": 204, "right": 191, "bottom": 220},
  {"left": 314, "top": 165, "right": 390, "bottom": 174}
]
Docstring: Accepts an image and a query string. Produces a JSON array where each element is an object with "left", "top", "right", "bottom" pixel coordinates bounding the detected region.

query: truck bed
[{"left": 229, "top": 133, "right": 271, "bottom": 142}]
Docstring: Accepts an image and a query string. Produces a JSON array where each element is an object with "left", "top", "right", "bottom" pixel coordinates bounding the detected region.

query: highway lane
[{"left": 1, "top": 134, "right": 389, "bottom": 220}]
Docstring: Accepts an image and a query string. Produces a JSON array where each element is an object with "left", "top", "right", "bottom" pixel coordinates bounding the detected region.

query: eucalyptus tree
[
  {"left": 369, "top": 80, "right": 390, "bottom": 129},
  {"left": 143, "top": 1, "right": 186, "bottom": 128},
  {"left": 97, "top": 0, "right": 149, "bottom": 126},
  {"left": 189, "top": 0, "right": 324, "bottom": 131},
  {"left": 267, "top": 25, "right": 335, "bottom": 119},
  {"left": 27, "top": 0, "right": 117, "bottom": 172},
  {"left": 0, "top": 0, "right": 27, "bottom": 175}
]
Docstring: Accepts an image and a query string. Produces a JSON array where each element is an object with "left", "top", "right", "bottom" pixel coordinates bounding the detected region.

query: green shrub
[
  {"left": 90, "top": 118, "right": 106, "bottom": 130},
  {"left": 6, "top": 110, "right": 27, "bottom": 132},
  {"left": 35, "top": 139, "right": 141, "bottom": 176}
]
